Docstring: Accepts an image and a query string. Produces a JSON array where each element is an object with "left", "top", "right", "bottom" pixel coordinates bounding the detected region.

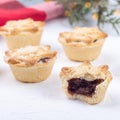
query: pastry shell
[
  {"left": 0, "top": 18, "right": 45, "bottom": 49},
  {"left": 58, "top": 27, "right": 107, "bottom": 61},
  {"left": 9, "top": 58, "right": 56, "bottom": 83},
  {"left": 4, "top": 45, "right": 57, "bottom": 83},
  {"left": 60, "top": 61, "right": 112, "bottom": 104}
]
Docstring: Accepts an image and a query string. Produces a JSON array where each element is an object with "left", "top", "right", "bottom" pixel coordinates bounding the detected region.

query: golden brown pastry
[
  {"left": 0, "top": 18, "right": 45, "bottom": 49},
  {"left": 58, "top": 27, "right": 107, "bottom": 61},
  {"left": 60, "top": 61, "right": 112, "bottom": 104},
  {"left": 5, "top": 45, "right": 57, "bottom": 83}
]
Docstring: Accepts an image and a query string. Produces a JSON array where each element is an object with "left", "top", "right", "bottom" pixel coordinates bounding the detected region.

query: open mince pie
[
  {"left": 4, "top": 45, "right": 57, "bottom": 83},
  {"left": 60, "top": 61, "right": 112, "bottom": 104},
  {"left": 58, "top": 27, "right": 107, "bottom": 61},
  {"left": 0, "top": 18, "right": 45, "bottom": 49}
]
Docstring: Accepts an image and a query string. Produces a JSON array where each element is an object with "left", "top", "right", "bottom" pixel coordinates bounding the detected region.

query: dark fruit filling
[
  {"left": 38, "top": 57, "right": 50, "bottom": 63},
  {"left": 68, "top": 78, "right": 104, "bottom": 97},
  {"left": 93, "top": 39, "right": 98, "bottom": 43}
]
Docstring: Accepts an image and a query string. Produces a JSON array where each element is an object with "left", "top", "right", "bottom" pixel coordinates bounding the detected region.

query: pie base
[
  {"left": 9, "top": 57, "right": 56, "bottom": 83},
  {"left": 3, "top": 31, "right": 43, "bottom": 49},
  {"left": 62, "top": 74, "right": 111, "bottom": 104},
  {"left": 62, "top": 40, "right": 105, "bottom": 61}
]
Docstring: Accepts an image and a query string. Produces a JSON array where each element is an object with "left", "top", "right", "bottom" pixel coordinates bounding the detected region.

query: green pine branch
[{"left": 54, "top": 0, "right": 120, "bottom": 34}]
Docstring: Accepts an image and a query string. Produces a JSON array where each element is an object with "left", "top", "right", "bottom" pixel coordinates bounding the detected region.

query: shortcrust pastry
[
  {"left": 60, "top": 61, "right": 112, "bottom": 104},
  {"left": 58, "top": 27, "right": 107, "bottom": 61},
  {"left": 0, "top": 18, "right": 45, "bottom": 49},
  {"left": 4, "top": 45, "right": 57, "bottom": 83}
]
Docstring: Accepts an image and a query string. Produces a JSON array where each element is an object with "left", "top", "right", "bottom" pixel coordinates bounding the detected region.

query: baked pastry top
[
  {"left": 60, "top": 61, "right": 112, "bottom": 98},
  {"left": 60, "top": 61, "right": 109, "bottom": 81},
  {"left": 0, "top": 18, "right": 45, "bottom": 35},
  {"left": 5, "top": 45, "right": 57, "bottom": 67},
  {"left": 59, "top": 27, "right": 107, "bottom": 46}
]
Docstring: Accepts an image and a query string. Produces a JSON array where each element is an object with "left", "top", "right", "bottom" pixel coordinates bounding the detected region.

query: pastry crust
[
  {"left": 0, "top": 18, "right": 45, "bottom": 49},
  {"left": 58, "top": 27, "right": 107, "bottom": 61},
  {"left": 59, "top": 27, "right": 107, "bottom": 46},
  {"left": 4, "top": 45, "right": 57, "bottom": 83},
  {"left": 5, "top": 45, "right": 57, "bottom": 67},
  {"left": 0, "top": 18, "right": 44, "bottom": 35},
  {"left": 60, "top": 61, "right": 112, "bottom": 104}
]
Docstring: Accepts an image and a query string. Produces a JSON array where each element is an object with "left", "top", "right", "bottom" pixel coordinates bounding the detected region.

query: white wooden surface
[{"left": 0, "top": 18, "right": 120, "bottom": 120}]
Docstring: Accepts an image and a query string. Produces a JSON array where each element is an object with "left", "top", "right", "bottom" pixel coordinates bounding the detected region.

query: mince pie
[
  {"left": 58, "top": 27, "right": 107, "bottom": 61},
  {"left": 60, "top": 61, "right": 112, "bottom": 104},
  {"left": 4, "top": 45, "right": 57, "bottom": 83},
  {"left": 0, "top": 18, "right": 45, "bottom": 49}
]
